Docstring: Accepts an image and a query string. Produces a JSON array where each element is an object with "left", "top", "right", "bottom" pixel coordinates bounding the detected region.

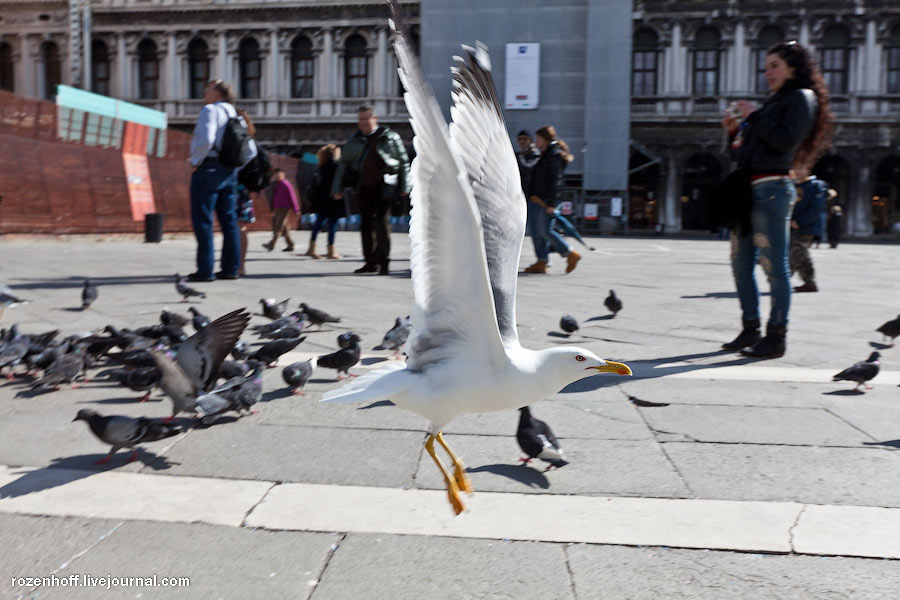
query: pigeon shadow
[
  {"left": 863, "top": 439, "right": 900, "bottom": 449},
  {"left": 0, "top": 452, "right": 178, "bottom": 498},
  {"left": 191, "top": 415, "right": 241, "bottom": 428},
  {"left": 466, "top": 463, "right": 550, "bottom": 489},
  {"left": 62, "top": 307, "right": 86, "bottom": 312},
  {"left": 309, "top": 378, "right": 341, "bottom": 384},
  {"left": 561, "top": 349, "right": 755, "bottom": 393},
  {"left": 358, "top": 400, "right": 396, "bottom": 410},
  {"left": 9, "top": 274, "right": 179, "bottom": 291},
  {"left": 547, "top": 331, "right": 572, "bottom": 338},
  {"left": 822, "top": 389, "right": 866, "bottom": 396},
  {"left": 868, "top": 341, "right": 893, "bottom": 350},
  {"left": 361, "top": 356, "right": 389, "bottom": 366},
  {"left": 261, "top": 387, "right": 293, "bottom": 403},
  {"left": 586, "top": 315, "right": 616, "bottom": 321},
  {"left": 77, "top": 396, "right": 162, "bottom": 405}
]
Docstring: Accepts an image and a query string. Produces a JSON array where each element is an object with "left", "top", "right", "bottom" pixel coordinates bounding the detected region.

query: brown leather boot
[
  {"left": 565, "top": 250, "right": 582, "bottom": 274},
  {"left": 304, "top": 241, "right": 320, "bottom": 259},
  {"left": 793, "top": 282, "right": 818, "bottom": 292},
  {"left": 326, "top": 245, "right": 341, "bottom": 259},
  {"left": 524, "top": 261, "right": 548, "bottom": 274}
]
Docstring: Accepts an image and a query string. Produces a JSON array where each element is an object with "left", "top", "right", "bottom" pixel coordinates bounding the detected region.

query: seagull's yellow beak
[{"left": 587, "top": 361, "right": 633, "bottom": 376}]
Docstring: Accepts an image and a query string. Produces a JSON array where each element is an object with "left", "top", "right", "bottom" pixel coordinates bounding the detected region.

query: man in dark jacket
[
  {"left": 332, "top": 105, "right": 411, "bottom": 275},
  {"left": 790, "top": 169, "right": 827, "bottom": 292},
  {"left": 516, "top": 130, "right": 541, "bottom": 195}
]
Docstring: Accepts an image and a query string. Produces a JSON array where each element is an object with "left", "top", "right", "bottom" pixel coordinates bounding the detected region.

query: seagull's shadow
[
  {"left": 561, "top": 349, "right": 756, "bottom": 393},
  {"left": 467, "top": 463, "right": 550, "bottom": 489},
  {"left": 863, "top": 439, "right": 900, "bottom": 449},
  {"left": 547, "top": 331, "right": 572, "bottom": 338},
  {"left": 361, "top": 357, "right": 389, "bottom": 366},
  {"left": 822, "top": 389, "right": 866, "bottom": 396},
  {"left": 585, "top": 315, "right": 616, "bottom": 322},
  {"left": 0, "top": 452, "right": 178, "bottom": 498}
]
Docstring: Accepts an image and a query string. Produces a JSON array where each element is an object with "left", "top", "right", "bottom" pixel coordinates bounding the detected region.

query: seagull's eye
[{"left": 575, "top": 355, "right": 586, "bottom": 362}]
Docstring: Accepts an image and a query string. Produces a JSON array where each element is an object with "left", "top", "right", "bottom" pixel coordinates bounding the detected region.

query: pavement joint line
[
  {"left": 240, "top": 481, "right": 278, "bottom": 528},
  {"left": 308, "top": 532, "right": 347, "bottom": 599},
  {"left": 658, "top": 439, "right": 897, "bottom": 450},
  {"left": 561, "top": 544, "right": 579, "bottom": 600}
]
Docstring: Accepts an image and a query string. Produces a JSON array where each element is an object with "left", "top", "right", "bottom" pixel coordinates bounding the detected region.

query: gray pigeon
[
  {"left": 219, "top": 359, "right": 250, "bottom": 381},
  {"left": 160, "top": 308, "right": 191, "bottom": 328},
  {"left": 212, "top": 360, "right": 264, "bottom": 414},
  {"left": 97, "top": 366, "right": 160, "bottom": 401},
  {"left": 604, "top": 290, "right": 622, "bottom": 316},
  {"left": 282, "top": 361, "right": 313, "bottom": 395},
  {"left": 261, "top": 298, "right": 290, "bottom": 320},
  {"left": 299, "top": 302, "right": 341, "bottom": 329},
  {"left": 175, "top": 273, "right": 206, "bottom": 302},
  {"left": 261, "top": 323, "right": 304, "bottom": 340},
  {"left": 252, "top": 311, "right": 304, "bottom": 335},
  {"left": 559, "top": 315, "right": 579, "bottom": 334},
  {"left": 231, "top": 340, "right": 251, "bottom": 361},
  {"left": 373, "top": 316, "right": 412, "bottom": 357},
  {"left": 0, "top": 285, "right": 30, "bottom": 319},
  {"left": 189, "top": 307, "right": 210, "bottom": 331},
  {"left": 81, "top": 278, "right": 98, "bottom": 310},
  {"left": 833, "top": 352, "right": 880, "bottom": 391},
  {"left": 73, "top": 409, "right": 183, "bottom": 464},
  {"left": 176, "top": 307, "right": 251, "bottom": 394},
  {"left": 31, "top": 346, "right": 86, "bottom": 389},
  {"left": 151, "top": 350, "right": 198, "bottom": 419},
  {"left": 193, "top": 393, "right": 239, "bottom": 425},
  {"left": 516, "top": 406, "right": 569, "bottom": 470},
  {"left": 317, "top": 333, "right": 361, "bottom": 379},
  {"left": 0, "top": 334, "right": 30, "bottom": 379},
  {"left": 250, "top": 336, "right": 305, "bottom": 367},
  {"left": 876, "top": 315, "right": 900, "bottom": 347},
  {"left": 25, "top": 340, "right": 70, "bottom": 374}
]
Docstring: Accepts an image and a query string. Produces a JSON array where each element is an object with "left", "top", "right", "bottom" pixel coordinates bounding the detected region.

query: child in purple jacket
[{"left": 262, "top": 168, "right": 300, "bottom": 252}]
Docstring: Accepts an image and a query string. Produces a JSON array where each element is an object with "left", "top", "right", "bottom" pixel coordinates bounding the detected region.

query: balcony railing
[
  {"left": 132, "top": 97, "right": 410, "bottom": 123},
  {"left": 631, "top": 94, "right": 900, "bottom": 120}
]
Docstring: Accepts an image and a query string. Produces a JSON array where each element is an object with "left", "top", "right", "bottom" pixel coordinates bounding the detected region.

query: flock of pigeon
[{"left": 0, "top": 276, "right": 416, "bottom": 464}]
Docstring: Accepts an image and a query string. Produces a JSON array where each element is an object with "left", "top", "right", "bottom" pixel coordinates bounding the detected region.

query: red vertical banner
[{"left": 121, "top": 121, "right": 156, "bottom": 220}]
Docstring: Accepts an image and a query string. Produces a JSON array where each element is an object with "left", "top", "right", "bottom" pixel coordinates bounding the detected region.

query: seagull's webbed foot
[
  {"left": 425, "top": 433, "right": 466, "bottom": 515},
  {"left": 436, "top": 431, "right": 473, "bottom": 495}
]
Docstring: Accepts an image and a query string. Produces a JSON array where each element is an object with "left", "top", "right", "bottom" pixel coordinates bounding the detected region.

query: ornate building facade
[
  {"left": 0, "top": 0, "right": 418, "bottom": 155},
  {"left": 631, "top": 0, "right": 900, "bottom": 235}
]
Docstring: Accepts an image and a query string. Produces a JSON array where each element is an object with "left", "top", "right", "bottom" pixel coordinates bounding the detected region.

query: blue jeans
[
  {"left": 310, "top": 214, "right": 340, "bottom": 245},
  {"left": 527, "top": 202, "right": 570, "bottom": 261},
  {"left": 731, "top": 178, "right": 796, "bottom": 327},
  {"left": 190, "top": 162, "right": 240, "bottom": 278}
]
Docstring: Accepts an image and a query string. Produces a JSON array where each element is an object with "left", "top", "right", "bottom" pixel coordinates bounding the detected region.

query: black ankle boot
[
  {"left": 741, "top": 324, "right": 786, "bottom": 358},
  {"left": 722, "top": 319, "right": 761, "bottom": 350}
]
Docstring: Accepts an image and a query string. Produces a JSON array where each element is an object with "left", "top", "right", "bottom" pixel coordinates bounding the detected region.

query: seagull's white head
[{"left": 539, "top": 347, "right": 632, "bottom": 386}]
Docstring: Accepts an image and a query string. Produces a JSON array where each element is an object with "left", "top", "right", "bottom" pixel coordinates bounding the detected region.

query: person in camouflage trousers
[{"left": 790, "top": 169, "right": 828, "bottom": 292}]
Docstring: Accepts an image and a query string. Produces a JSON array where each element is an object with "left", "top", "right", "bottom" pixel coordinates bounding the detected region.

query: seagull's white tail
[{"left": 321, "top": 362, "right": 409, "bottom": 404}]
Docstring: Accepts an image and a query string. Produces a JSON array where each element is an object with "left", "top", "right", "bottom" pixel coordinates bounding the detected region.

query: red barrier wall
[{"left": 0, "top": 90, "right": 296, "bottom": 235}]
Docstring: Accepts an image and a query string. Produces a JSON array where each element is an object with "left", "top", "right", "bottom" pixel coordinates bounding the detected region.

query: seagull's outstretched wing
[
  {"left": 450, "top": 44, "right": 527, "bottom": 346},
  {"left": 390, "top": 13, "right": 506, "bottom": 372}
]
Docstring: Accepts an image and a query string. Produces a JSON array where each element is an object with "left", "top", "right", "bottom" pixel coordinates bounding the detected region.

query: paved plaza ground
[{"left": 1, "top": 231, "right": 899, "bottom": 599}]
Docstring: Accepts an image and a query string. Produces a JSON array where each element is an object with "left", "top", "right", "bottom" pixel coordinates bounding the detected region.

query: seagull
[
  {"left": 604, "top": 290, "right": 622, "bottom": 317},
  {"left": 175, "top": 273, "right": 206, "bottom": 303},
  {"left": 516, "top": 406, "right": 569, "bottom": 470},
  {"left": 876, "top": 315, "right": 900, "bottom": 347},
  {"left": 832, "top": 351, "right": 880, "bottom": 391},
  {"left": 73, "top": 409, "right": 183, "bottom": 464},
  {"left": 81, "top": 278, "right": 98, "bottom": 310},
  {"left": 322, "top": 11, "right": 631, "bottom": 515},
  {"left": 559, "top": 315, "right": 579, "bottom": 335},
  {"left": 373, "top": 316, "right": 412, "bottom": 358}
]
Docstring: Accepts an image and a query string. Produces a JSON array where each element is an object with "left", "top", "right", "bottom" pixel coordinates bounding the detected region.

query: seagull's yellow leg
[
  {"left": 425, "top": 433, "right": 465, "bottom": 515},
  {"left": 435, "top": 431, "right": 473, "bottom": 494}
]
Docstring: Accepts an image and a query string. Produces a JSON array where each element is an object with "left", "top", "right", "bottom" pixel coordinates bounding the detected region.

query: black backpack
[
  {"left": 217, "top": 106, "right": 253, "bottom": 168},
  {"left": 238, "top": 144, "right": 272, "bottom": 192}
]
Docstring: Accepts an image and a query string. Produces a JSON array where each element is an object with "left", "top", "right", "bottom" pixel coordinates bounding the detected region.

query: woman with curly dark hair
[{"left": 720, "top": 40, "right": 833, "bottom": 358}]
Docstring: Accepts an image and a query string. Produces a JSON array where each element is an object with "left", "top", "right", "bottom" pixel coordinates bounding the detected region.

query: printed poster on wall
[
  {"left": 122, "top": 122, "right": 156, "bottom": 221},
  {"left": 505, "top": 43, "right": 540, "bottom": 109}
]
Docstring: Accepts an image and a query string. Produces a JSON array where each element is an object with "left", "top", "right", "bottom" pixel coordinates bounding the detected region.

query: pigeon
[
  {"left": 876, "top": 315, "right": 900, "bottom": 347},
  {"left": 559, "top": 315, "right": 579, "bottom": 334},
  {"left": 219, "top": 359, "right": 250, "bottom": 381},
  {"left": 151, "top": 350, "right": 198, "bottom": 418},
  {"left": 0, "top": 285, "right": 30, "bottom": 319},
  {"left": 25, "top": 340, "right": 70, "bottom": 374},
  {"left": 604, "top": 290, "right": 622, "bottom": 317},
  {"left": 175, "top": 308, "right": 251, "bottom": 394},
  {"left": 212, "top": 360, "right": 264, "bottom": 413},
  {"left": 833, "top": 352, "right": 880, "bottom": 391},
  {"left": 282, "top": 361, "right": 313, "bottom": 395},
  {"left": 188, "top": 307, "right": 210, "bottom": 331},
  {"left": 261, "top": 323, "right": 304, "bottom": 340},
  {"left": 31, "top": 346, "right": 87, "bottom": 389},
  {"left": 516, "top": 406, "right": 569, "bottom": 470},
  {"left": 299, "top": 302, "right": 341, "bottom": 329},
  {"left": 231, "top": 340, "right": 251, "bottom": 361},
  {"left": 73, "top": 409, "right": 183, "bottom": 464},
  {"left": 373, "top": 316, "right": 412, "bottom": 357},
  {"left": 0, "top": 335, "right": 30, "bottom": 379},
  {"left": 160, "top": 308, "right": 191, "bottom": 328},
  {"left": 81, "top": 278, "right": 98, "bottom": 310},
  {"left": 252, "top": 311, "right": 304, "bottom": 334},
  {"left": 317, "top": 333, "right": 361, "bottom": 379},
  {"left": 250, "top": 336, "right": 305, "bottom": 368},
  {"left": 193, "top": 393, "right": 239, "bottom": 425},
  {"left": 96, "top": 366, "right": 160, "bottom": 401},
  {"left": 261, "top": 298, "right": 291, "bottom": 320},
  {"left": 175, "top": 273, "right": 206, "bottom": 302}
]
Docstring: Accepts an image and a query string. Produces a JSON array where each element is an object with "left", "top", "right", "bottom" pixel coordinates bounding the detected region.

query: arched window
[
  {"left": 755, "top": 26, "right": 785, "bottom": 93},
  {"left": 91, "top": 40, "right": 110, "bottom": 96},
  {"left": 239, "top": 37, "right": 261, "bottom": 98},
  {"left": 0, "top": 42, "right": 13, "bottom": 92},
  {"left": 291, "top": 35, "right": 314, "bottom": 98},
  {"left": 822, "top": 25, "right": 850, "bottom": 94},
  {"left": 137, "top": 39, "right": 159, "bottom": 99},
  {"left": 632, "top": 28, "right": 659, "bottom": 96},
  {"left": 188, "top": 38, "right": 209, "bottom": 99},
  {"left": 693, "top": 27, "right": 720, "bottom": 96},
  {"left": 344, "top": 34, "right": 368, "bottom": 98},
  {"left": 41, "top": 40, "right": 61, "bottom": 99},
  {"left": 887, "top": 24, "right": 900, "bottom": 94}
]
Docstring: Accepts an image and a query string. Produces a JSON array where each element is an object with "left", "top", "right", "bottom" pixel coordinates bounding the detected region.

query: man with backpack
[
  {"left": 790, "top": 169, "right": 828, "bottom": 293},
  {"left": 188, "top": 79, "right": 258, "bottom": 281}
]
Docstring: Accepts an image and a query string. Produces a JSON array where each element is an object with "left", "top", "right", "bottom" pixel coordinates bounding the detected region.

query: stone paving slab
[
  {"left": 566, "top": 543, "right": 900, "bottom": 600},
  {"left": 310, "top": 533, "right": 575, "bottom": 600},
  {"left": 413, "top": 435, "right": 690, "bottom": 497},
  {"left": 793, "top": 504, "right": 900, "bottom": 559},
  {"left": 663, "top": 442, "right": 900, "bottom": 507}
]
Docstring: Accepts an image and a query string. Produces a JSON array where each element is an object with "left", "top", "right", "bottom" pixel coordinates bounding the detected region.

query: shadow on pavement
[
  {"left": 680, "top": 291, "right": 771, "bottom": 299},
  {"left": 821, "top": 389, "right": 866, "bottom": 396},
  {"left": 868, "top": 341, "right": 893, "bottom": 350},
  {"left": 261, "top": 388, "right": 293, "bottom": 403},
  {"left": 358, "top": 400, "right": 395, "bottom": 410},
  {"left": 585, "top": 315, "right": 616, "bottom": 322},
  {"left": 863, "top": 439, "right": 900, "bottom": 449},
  {"left": 467, "top": 463, "right": 550, "bottom": 489}
]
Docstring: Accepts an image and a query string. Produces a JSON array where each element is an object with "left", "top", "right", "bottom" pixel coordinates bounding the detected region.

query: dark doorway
[
  {"left": 681, "top": 153, "right": 721, "bottom": 230},
  {"left": 873, "top": 156, "right": 900, "bottom": 234},
  {"left": 628, "top": 153, "right": 660, "bottom": 230}
]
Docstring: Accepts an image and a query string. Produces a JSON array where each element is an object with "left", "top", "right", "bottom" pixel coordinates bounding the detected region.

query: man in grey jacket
[{"left": 332, "top": 105, "right": 410, "bottom": 275}]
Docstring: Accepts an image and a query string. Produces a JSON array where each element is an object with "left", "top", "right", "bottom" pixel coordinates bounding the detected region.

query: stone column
[
  {"left": 733, "top": 21, "right": 747, "bottom": 94},
  {"left": 217, "top": 30, "right": 228, "bottom": 82},
  {"left": 852, "top": 162, "right": 874, "bottom": 235},
  {"left": 671, "top": 22, "right": 686, "bottom": 95},
  {"left": 373, "top": 26, "right": 387, "bottom": 113},
  {"left": 267, "top": 29, "right": 279, "bottom": 115},
  {"left": 319, "top": 28, "right": 332, "bottom": 97},
  {"left": 20, "top": 35, "right": 34, "bottom": 98},
  {"left": 664, "top": 149, "right": 682, "bottom": 231},
  {"left": 117, "top": 33, "right": 128, "bottom": 98},
  {"left": 799, "top": 20, "right": 812, "bottom": 54},
  {"left": 864, "top": 19, "right": 879, "bottom": 94},
  {"left": 166, "top": 32, "right": 177, "bottom": 101}
]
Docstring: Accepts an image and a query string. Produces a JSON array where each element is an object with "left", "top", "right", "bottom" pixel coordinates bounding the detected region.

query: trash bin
[{"left": 145, "top": 213, "right": 164, "bottom": 243}]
